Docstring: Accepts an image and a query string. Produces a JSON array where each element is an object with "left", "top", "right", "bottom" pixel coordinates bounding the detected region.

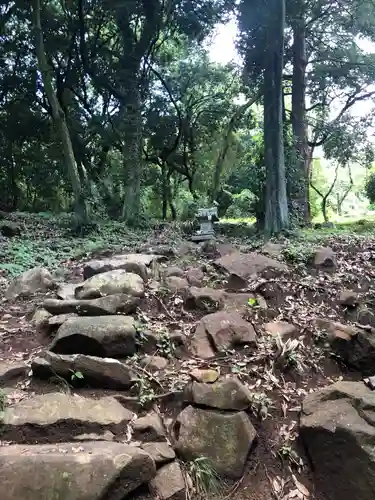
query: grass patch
[{"left": 186, "top": 457, "right": 226, "bottom": 498}]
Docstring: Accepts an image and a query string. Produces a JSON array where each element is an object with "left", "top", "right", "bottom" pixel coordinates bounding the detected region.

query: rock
[
  {"left": 31, "top": 309, "right": 52, "bottom": 329},
  {"left": 314, "top": 247, "right": 337, "bottom": 268},
  {"left": 264, "top": 321, "right": 297, "bottom": 337},
  {"left": 214, "top": 251, "right": 288, "bottom": 288},
  {"left": 192, "top": 311, "right": 257, "bottom": 358},
  {"left": 0, "top": 361, "right": 28, "bottom": 385},
  {"left": 300, "top": 381, "right": 375, "bottom": 500},
  {"left": 316, "top": 318, "right": 375, "bottom": 375},
  {"left": 1, "top": 392, "right": 133, "bottom": 442},
  {"left": 6, "top": 267, "right": 55, "bottom": 299},
  {"left": 186, "top": 267, "right": 204, "bottom": 287},
  {"left": 43, "top": 294, "right": 140, "bottom": 316},
  {"left": 48, "top": 313, "right": 78, "bottom": 327},
  {"left": 133, "top": 412, "right": 166, "bottom": 442},
  {"left": 83, "top": 253, "right": 164, "bottom": 281},
  {"left": 357, "top": 305, "right": 375, "bottom": 327},
  {"left": 31, "top": 351, "right": 135, "bottom": 389},
  {"left": 0, "top": 220, "right": 20, "bottom": 237},
  {"left": 165, "top": 276, "right": 189, "bottom": 292},
  {"left": 262, "top": 242, "right": 284, "bottom": 258},
  {"left": 56, "top": 283, "right": 78, "bottom": 300},
  {"left": 50, "top": 315, "right": 136, "bottom": 357},
  {"left": 315, "top": 318, "right": 359, "bottom": 341},
  {"left": 163, "top": 266, "right": 185, "bottom": 279},
  {"left": 139, "top": 355, "right": 168, "bottom": 371},
  {"left": 190, "top": 368, "right": 219, "bottom": 383},
  {"left": 188, "top": 378, "right": 252, "bottom": 410},
  {"left": 149, "top": 461, "right": 186, "bottom": 499},
  {"left": 141, "top": 442, "right": 176, "bottom": 466},
  {"left": 339, "top": 290, "right": 359, "bottom": 307},
  {"left": 185, "top": 287, "right": 225, "bottom": 312},
  {"left": 0, "top": 442, "right": 156, "bottom": 500},
  {"left": 75, "top": 270, "right": 144, "bottom": 300},
  {"left": 175, "top": 406, "right": 256, "bottom": 478}
]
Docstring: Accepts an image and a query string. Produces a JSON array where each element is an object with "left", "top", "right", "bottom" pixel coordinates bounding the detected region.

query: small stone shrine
[{"left": 191, "top": 207, "right": 218, "bottom": 242}]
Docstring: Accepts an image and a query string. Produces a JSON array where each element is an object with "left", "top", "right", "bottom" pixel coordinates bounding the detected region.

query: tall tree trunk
[
  {"left": 32, "top": 0, "right": 87, "bottom": 223},
  {"left": 291, "top": 9, "right": 310, "bottom": 223},
  {"left": 264, "top": 0, "right": 289, "bottom": 237},
  {"left": 120, "top": 84, "right": 143, "bottom": 224}
]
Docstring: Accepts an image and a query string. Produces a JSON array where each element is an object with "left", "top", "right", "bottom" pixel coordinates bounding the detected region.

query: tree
[
  {"left": 238, "top": 0, "right": 289, "bottom": 235},
  {"left": 32, "top": 0, "right": 88, "bottom": 224}
]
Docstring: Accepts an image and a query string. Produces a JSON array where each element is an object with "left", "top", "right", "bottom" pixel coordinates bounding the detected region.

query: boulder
[
  {"left": 186, "top": 267, "right": 204, "bottom": 287},
  {"left": 0, "top": 361, "right": 28, "bottom": 385},
  {"left": 163, "top": 266, "right": 185, "bottom": 279},
  {"left": 83, "top": 253, "right": 164, "bottom": 281},
  {"left": 48, "top": 313, "right": 78, "bottom": 327},
  {"left": 214, "top": 251, "right": 288, "bottom": 288},
  {"left": 314, "top": 247, "right": 337, "bottom": 269},
  {"left": 43, "top": 294, "right": 140, "bottom": 316},
  {"left": 141, "top": 442, "right": 176, "bottom": 466},
  {"left": 264, "top": 321, "right": 297, "bottom": 338},
  {"left": 0, "top": 220, "right": 20, "bottom": 237},
  {"left": 6, "top": 267, "right": 55, "bottom": 299},
  {"left": 185, "top": 287, "right": 225, "bottom": 312},
  {"left": 188, "top": 378, "right": 252, "bottom": 410},
  {"left": 262, "top": 242, "right": 284, "bottom": 258},
  {"left": 190, "top": 368, "right": 219, "bottom": 383},
  {"left": 300, "top": 381, "right": 375, "bottom": 500},
  {"left": 165, "top": 276, "right": 189, "bottom": 293},
  {"left": 149, "top": 461, "right": 186, "bottom": 499},
  {"left": 1, "top": 392, "right": 133, "bottom": 443},
  {"left": 315, "top": 318, "right": 375, "bottom": 374},
  {"left": 133, "top": 412, "right": 166, "bottom": 442},
  {"left": 31, "top": 309, "right": 52, "bottom": 330},
  {"left": 31, "top": 351, "right": 135, "bottom": 389},
  {"left": 0, "top": 442, "right": 156, "bottom": 500},
  {"left": 50, "top": 315, "right": 136, "bottom": 357},
  {"left": 175, "top": 406, "right": 256, "bottom": 478},
  {"left": 339, "top": 290, "right": 359, "bottom": 307},
  {"left": 75, "top": 270, "right": 144, "bottom": 300},
  {"left": 191, "top": 311, "right": 257, "bottom": 358},
  {"left": 56, "top": 283, "right": 78, "bottom": 300},
  {"left": 139, "top": 355, "right": 168, "bottom": 371}
]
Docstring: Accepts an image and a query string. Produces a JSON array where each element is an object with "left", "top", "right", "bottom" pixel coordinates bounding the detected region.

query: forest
[{"left": 2, "top": 0, "right": 375, "bottom": 236}]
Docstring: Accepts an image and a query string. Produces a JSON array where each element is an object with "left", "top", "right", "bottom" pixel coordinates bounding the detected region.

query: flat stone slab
[
  {"left": 75, "top": 270, "right": 145, "bottom": 300},
  {"left": 188, "top": 378, "right": 252, "bottom": 410},
  {"left": 32, "top": 351, "right": 135, "bottom": 389},
  {"left": 83, "top": 253, "right": 165, "bottom": 281},
  {"left": 0, "top": 442, "right": 155, "bottom": 500},
  {"left": 43, "top": 294, "right": 140, "bottom": 316},
  {"left": 50, "top": 315, "right": 136, "bottom": 357},
  {"left": 1, "top": 392, "right": 133, "bottom": 443}
]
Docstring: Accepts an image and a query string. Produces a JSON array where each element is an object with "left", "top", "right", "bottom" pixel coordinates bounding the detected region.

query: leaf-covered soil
[{"left": 1, "top": 214, "right": 375, "bottom": 500}]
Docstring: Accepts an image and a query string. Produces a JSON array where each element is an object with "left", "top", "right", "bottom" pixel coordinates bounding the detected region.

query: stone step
[
  {"left": 0, "top": 392, "right": 133, "bottom": 444},
  {"left": 0, "top": 441, "right": 155, "bottom": 500}
]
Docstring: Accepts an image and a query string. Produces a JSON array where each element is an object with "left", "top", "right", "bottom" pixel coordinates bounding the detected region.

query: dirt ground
[{"left": 1, "top": 223, "right": 374, "bottom": 500}]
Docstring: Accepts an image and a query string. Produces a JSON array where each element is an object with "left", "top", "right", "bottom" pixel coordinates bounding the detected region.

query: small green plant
[
  {"left": 278, "top": 443, "right": 303, "bottom": 469},
  {"left": 0, "top": 389, "right": 7, "bottom": 419},
  {"left": 70, "top": 370, "right": 84, "bottom": 382},
  {"left": 156, "top": 331, "right": 175, "bottom": 358},
  {"left": 136, "top": 378, "right": 156, "bottom": 405},
  {"left": 247, "top": 297, "right": 258, "bottom": 308},
  {"left": 249, "top": 392, "right": 274, "bottom": 420},
  {"left": 186, "top": 457, "right": 225, "bottom": 498},
  {"left": 274, "top": 335, "right": 306, "bottom": 372}
]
